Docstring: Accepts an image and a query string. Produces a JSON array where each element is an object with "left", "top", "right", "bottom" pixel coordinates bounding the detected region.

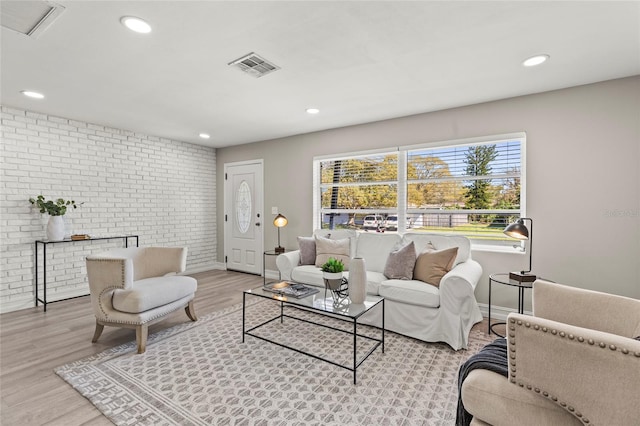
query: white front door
[{"left": 224, "top": 160, "right": 264, "bottom": 275}]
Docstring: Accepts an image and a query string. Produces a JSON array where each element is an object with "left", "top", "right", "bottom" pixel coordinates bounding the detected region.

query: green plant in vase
[
  {"left": 321, "top": 257, "right": 345, "bottom": 274},
  {"left": 29, "top": 195, "right": 79, "bottom": 216},
  {"left": 29, "top": 195, "right": 81, "bottom": 241},
  {"left": 321, "top": 257, "right": 345, "bottom": 291}
]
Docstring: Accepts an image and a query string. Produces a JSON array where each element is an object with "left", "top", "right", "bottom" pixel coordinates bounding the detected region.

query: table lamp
[
  {"left": 273, "top": 214, "right": 288, "bottom": 253},
  {"left": 503, "top": 217, "right": 536, "bottom": 282}
]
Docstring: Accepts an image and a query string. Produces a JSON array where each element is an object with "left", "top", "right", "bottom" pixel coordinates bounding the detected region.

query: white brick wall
[{"left": 0, "top": 106, "right": 217, "bottom": 313}]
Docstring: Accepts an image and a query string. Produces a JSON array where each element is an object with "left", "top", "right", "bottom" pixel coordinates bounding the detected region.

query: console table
[{"left": 34, "top": 235, "right": 139, "bottom": 311}]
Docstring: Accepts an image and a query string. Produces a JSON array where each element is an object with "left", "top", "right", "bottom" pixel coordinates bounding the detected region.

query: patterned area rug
[{"left": 56, "top": 298, "right": 494, "bottom": 425}]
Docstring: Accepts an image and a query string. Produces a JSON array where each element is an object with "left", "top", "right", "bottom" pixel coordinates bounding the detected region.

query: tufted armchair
[
  {"left": 86, "top": 247, "right": 197, "bottom": 353},
  {"left": 461, "top": 279, "right": 640, "bottom": 425}
]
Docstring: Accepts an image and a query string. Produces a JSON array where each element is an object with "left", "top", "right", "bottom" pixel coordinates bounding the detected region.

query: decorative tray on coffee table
[{"left": 263, "top": 281, "right": 319, "bottom": 298}]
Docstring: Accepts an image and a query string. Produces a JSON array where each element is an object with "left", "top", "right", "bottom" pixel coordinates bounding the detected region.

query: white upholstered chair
[{"left": 86, "top": 247, "right": 197, "bottom": 353}]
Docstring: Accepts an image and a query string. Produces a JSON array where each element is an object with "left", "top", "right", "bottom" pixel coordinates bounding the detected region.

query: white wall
[
  {"left": 0, "top": 106, "right": 217, "bottom": 313},
  {"left": 217, "top": 76, "right": 640, "bottom": 311}
]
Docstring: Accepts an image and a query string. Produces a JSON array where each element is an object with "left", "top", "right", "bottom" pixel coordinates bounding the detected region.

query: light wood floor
[
  {"left": 0, "top": 269, "right": 262, "bottom": 426},
  {"left": 0, "top": 270, "right": 492, "bottom": 425}
]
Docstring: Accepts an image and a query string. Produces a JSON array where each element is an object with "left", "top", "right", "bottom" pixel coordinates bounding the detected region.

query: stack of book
[{"left": 263, "top": 281, "right": 319, "bottom": 298}]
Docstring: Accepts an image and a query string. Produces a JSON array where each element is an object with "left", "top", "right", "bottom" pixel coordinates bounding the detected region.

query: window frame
[{"left": 313, "top": 132, "right": 526, "bottom": 251}]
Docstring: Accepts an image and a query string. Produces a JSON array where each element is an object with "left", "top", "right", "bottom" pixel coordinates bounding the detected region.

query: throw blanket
[{"left": 456, "top": 338, "right": 508, "bottom": 426}]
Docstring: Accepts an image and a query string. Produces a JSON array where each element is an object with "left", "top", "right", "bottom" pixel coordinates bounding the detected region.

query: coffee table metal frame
[{"left": 242, "top": 287, "right": 384, "bottom": 384}]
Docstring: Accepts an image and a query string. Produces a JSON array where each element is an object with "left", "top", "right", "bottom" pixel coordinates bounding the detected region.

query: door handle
[{"left": 255, "top": 222, "right": 261, "bottom": 226}]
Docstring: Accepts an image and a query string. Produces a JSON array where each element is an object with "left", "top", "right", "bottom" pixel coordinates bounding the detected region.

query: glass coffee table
[{"left": 242, "top": 286, "right": 384, "bottom": 384}]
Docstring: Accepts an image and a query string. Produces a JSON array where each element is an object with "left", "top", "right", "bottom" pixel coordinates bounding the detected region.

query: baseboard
[
  {"left": 0, "top": 297, "right": 36, "bottom": 314},
  {"left": 265, "top": 269, "right": 280, "bottom": 280},
  {"left": 185, "top": 262, "right": 224, "bottom": 274},
  {"left": 478, "top": 303, "right": 531, "bottom": 320}
]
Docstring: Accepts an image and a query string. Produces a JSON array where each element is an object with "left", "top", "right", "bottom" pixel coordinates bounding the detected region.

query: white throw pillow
[{"left": 314, "top": 235, "right": 351, "bottom": 270}]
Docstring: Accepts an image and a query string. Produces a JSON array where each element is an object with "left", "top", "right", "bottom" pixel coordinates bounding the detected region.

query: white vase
[
  {"left": 349, "top": 257, "right": 366, "bottom": 304},
  {"left": 47, "top": 216, "right": 66, "bottom": 241}
]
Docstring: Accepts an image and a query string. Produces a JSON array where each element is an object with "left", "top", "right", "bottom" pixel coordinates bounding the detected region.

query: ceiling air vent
[
  {"left": 228, "top": 52, "right": 280, "bottom": 78},
  {"left": 1, "top": 1, "right": 65, "bottom": 38}
]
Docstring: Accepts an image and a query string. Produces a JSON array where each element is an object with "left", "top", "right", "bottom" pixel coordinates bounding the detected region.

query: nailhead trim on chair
[
  {"left": 90, "top": 258, "right": 194, "bottom": 325},
  {"left": 88, "top": 258, "right": 128, "bottom": 319},
  {"left": 508, "top": 317, "right": 640, "bottom": 425}
]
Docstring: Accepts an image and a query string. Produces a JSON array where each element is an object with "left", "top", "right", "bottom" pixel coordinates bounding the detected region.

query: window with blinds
[
  {"left": 313, "top": 134, "right": 524, "bottom": 248},
  {"left": 406, "top": 138, "right": 522, "bottom": 246},
  {"left": 318, "top": 152, "right": 398, "bottom": 229}
]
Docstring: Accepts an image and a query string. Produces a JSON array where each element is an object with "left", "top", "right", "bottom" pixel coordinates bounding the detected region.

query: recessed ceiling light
[
  {"left": 120, "top": 16, "right": 151, "bottom": 34},
  {"left": 306, "top": 108, "right": 320, "bottom": 114},
  {"left": 523, "top": 54, "right": 549, "bottom": 67},
  {"left": 21, "top": 90, "right": 44, "bottom": 99},
  {"left": 199, "top": 133, "right": 210, "bottom": 139}
]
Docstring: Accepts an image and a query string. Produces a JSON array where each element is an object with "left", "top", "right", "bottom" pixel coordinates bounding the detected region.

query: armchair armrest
[
  {"left": 86, "top": 257, "right": 134, "bottom": 292},
  {"left": 507, "top": 312, "right": 640, "bottom": 425},
  {"left": 276, "top": 250, "right": 301, "bottom": 281},
  {"left": 439, "top": 259, "right": 482, "bottom": 314}
]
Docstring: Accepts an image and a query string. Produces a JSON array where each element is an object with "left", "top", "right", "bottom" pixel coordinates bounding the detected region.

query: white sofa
[{"left": 276, "top": 229, "right": 483, "bottom": 350}]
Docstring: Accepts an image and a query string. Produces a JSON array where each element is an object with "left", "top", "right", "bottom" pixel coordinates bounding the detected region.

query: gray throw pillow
[
  {"left": 297, "top": 236, "right": 316, "bottom": 265},
  {"left": 383, "top": 241, "right": 416, "bottom": 280}
]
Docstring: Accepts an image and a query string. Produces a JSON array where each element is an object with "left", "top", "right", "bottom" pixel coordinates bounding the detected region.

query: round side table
[
  {"left": 263, "top": 249, "right": 286, "bottom": 286},
  {"left": 487, "top": 273, "right": 534, "bottom": 337}
]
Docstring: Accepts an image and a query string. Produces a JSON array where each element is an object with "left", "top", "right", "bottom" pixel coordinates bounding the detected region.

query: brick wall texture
[{"left": 0, "top": 106, "right": 217, "bottom": 313}]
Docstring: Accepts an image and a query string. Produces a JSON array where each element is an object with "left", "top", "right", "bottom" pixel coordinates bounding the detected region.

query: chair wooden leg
[
  {"left": 136, "top": 324, "right": 148, "bottom": 354},
  {"left": 92, "top": 321, "right": 104, "bottom": 343},
  {"left": 185, "top": 300, "right": 198, "bottom": 322}
]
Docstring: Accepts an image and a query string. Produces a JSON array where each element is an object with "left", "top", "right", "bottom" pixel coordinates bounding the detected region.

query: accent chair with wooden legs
[{"left": 86, "top": 247, "right": 197, "bottom": 354}]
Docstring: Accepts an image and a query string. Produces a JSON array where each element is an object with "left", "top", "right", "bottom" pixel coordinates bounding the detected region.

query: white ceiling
[{"left": 1, "top": 1, "right": 639, "bottom": 148}]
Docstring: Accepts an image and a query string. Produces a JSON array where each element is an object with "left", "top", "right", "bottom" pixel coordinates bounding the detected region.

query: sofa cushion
[
  {"left": 297, "top": 236, "right": 316, "bottom": 265},
  {"left": 379, "top": 279, "right": 440, "bottom": 308},
  {"left": 355, "top": 232, "right": 402, "bottom": 273},
  {"left": 291, "top": 265, "right": 326, "bottom": 287},
  {"left": 112, "top": 276, "right": 197, "bottom": 314},
  {"left": 315, "top": 236, "right": 351, "bottom": 269},
  {"left": 362, "top": 270, "right": 387, "bottom": 295},
  {"left": 383, "top": 241, "right": 416, "bottom": 280},
  {"left": 402, "top": 233, "right": 470, "bottom": 266},
  {"left": 413, "top": 247, "right": 458, "bottom": 287}
]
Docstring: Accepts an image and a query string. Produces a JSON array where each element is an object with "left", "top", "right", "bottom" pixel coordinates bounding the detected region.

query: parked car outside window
[
  {"left": 385, "top": 215, "right": 398, "bottom": 231},
  {"left": 363, "top": 215, "right": 384, "bottom": 230}
]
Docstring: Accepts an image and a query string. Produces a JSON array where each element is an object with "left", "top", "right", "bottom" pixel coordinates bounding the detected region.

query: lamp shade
[
  {"left": 503, "top": 220, "right": 529, "bottom": 240},
  {"left": 503, "top": 218, "right": 535, "bottom": 281},
  {"left": 273, "top": 214, "right": 288, "bottom": 228}
]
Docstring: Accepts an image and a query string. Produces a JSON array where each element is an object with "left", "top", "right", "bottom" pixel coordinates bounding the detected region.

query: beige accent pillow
[
  {"left": 383, "top": 241, "right": 416, "bottom": 280},
  {"left": 413, "top": 247, "right": 458, "bottom": 287},
  {"left": 315, "top": 236, "right": 351, "bottom": 269}
]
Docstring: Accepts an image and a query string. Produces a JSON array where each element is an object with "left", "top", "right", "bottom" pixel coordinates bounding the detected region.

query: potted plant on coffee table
[{"left": 321, "top": 257, "right": 345, "bottom": 291}]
